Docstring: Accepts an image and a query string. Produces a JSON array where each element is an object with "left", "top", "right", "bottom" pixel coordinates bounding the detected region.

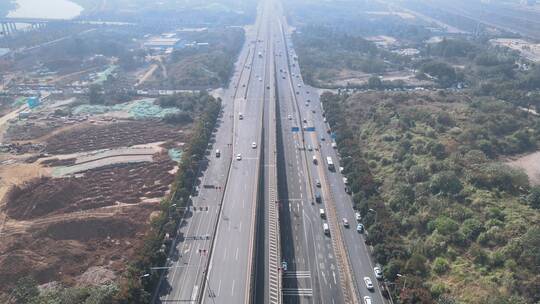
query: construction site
[{"left": 0, "top": 93, "right": 191, "bottom": 295}]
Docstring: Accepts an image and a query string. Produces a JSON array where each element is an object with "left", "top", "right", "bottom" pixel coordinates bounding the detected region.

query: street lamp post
[{"left": 396, "top": 273, "right": 407, "bottom": 289}]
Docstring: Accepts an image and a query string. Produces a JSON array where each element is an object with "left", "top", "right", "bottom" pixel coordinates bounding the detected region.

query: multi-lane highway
[
  {"left": 272, "top": 5, "right": 345, "bottom": 303},
  {"left": 155, "top": 0, "right": 271, "bottom": 302},
  {"left": 278, "top": 13, "right": 389, "bottom": 304},
  {"left": 155, "top": 0, "right": 391, "bottom": 303}
]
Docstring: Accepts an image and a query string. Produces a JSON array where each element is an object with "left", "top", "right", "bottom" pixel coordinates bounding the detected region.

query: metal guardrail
[{"left": 267, "top": 30, "right": 281, "bottom": 304}]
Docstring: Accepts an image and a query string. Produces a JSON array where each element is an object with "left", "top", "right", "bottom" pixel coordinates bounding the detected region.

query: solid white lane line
[{"left": 235, "top": 247, "right": 239, "bottom": 261}]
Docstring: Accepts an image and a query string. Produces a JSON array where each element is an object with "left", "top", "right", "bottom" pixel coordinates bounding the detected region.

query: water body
[{"left": 8, "top": 0, "right": 83, "bottom": 19}]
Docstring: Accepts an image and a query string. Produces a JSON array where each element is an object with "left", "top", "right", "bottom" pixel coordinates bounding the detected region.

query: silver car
[
  {"left": 374, "top": 266, "right": 383, "bottom": 280},
  {"left": 363, "top": 276, "right": 374, "bottom": 290}
]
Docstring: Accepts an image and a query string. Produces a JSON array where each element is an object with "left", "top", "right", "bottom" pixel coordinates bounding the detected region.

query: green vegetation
[
  {"left": 293, "top": 26, "right": 408, "bottom": 88},
  {"left": 322, "top": 90, "right": 540, "bottom": 303},
  {"left": 147, "top": 28, "right": 244, "bottom": 89},
  {"left": 157, "top": 92, "right": 218, "bottom": 124},
  {"left": 114, "top": 92, "right": 221, "bottom": 303},
  {"left": 2, "top": 277, "right": 118, "bottom": 304}
]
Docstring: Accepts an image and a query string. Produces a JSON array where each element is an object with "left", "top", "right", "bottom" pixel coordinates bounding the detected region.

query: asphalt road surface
[
  {"left": 155, "top": 0, "right": 269, "bottom": 302},
  {"left": 155, "top": 0, "right": 390, "bottom": 302},
  {"left": 273, "top": 5, "right": 345, "bottom": 304},
  {"left": 280, "top": 17, "right": 389, "bottom": 304},
  {"left": 202, "top": 0, "right": 275, "bottom": 302}
]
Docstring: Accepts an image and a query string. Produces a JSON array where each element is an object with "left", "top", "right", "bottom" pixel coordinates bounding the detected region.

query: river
[{"left": 8, "top": 0, "right": 83, "bottom": 19}]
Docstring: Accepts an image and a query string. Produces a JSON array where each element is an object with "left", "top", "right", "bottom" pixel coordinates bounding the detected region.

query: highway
[
  {"left": 155, "top": 0, "right": 390, "bottom": 303},
  {"left": 272, "top": 4, "right": 345, "bottom": 303},
  {"left": 201, "top": 0, "right": 275, "bottom": 302},
  {"left": 279, "top": 13, "right": 389, "bottom": 304},
  {"left": 155, "top": 0, "right": 269, "bottom": 301}
]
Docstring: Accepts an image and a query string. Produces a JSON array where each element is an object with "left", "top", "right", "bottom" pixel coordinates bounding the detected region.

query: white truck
[
  {"left": 323, "top": 223, "right": 330, "bottom": 236},
  {"left": 326, "top": 156, "right": 335, "bottom": 171}
]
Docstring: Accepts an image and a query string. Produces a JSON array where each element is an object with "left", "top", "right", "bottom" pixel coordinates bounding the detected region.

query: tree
[
  {"left": 469, "top": 163, "right": 529, "bottom": 192},
  {"left": 383, "top": 259, "right": 402, "bottom": 280},
  {"left": 367, "top": 76, "right": 382, "bottom": 89},
  {"left": 461, "top": 218, "right": 484, "bottom": 241},
  {"left": 429, "top": 171, "right": 463, "bottom": 196},
  {"left": 527, "top": 186, "right": 540, "bottom": 209},
  {"left": 432, "top": 257, "right": 450, "bottom": 274},
  {"left": 431, "top": 216, "right": 459, "bottom": 236},
  {"left": 405, "top": 253, "right": 428, "bottom": 277},
  {"left": 12, "top": 276, "right": 39, "bottom": 303},
  {"left": 88, "top": 84, "right": 104, "bottom": 104},
  {"left": 419, "top": 61, "right": 457, "bottom": 87},
  {"left": 428, "top": 142, "right": 447, "bottom": 159}
]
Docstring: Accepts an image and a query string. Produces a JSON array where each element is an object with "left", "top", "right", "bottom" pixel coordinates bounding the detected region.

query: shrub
[
  {"left": 405, "top": 253, "right": 428, "bottom": 277},
  {"left": 429, "top": 171, "right": 463, "bottom": 196},
  {"left": 430, "top": 282, "right": 448, "bottom": 298},
  {"left": 431, "top": 216, "right": 459, "bottom": 236},
  {"left": 527, "top": 186, "right": 540, "bottom": 209},
  {"left": 432, "top": 257, "right": 450, "bottom": 274},
  {"left": 461, "top": 218, "right": 484, "bottom": 241},
  {"left": 469, "top": 163, "right": 529, "bottom": 193}
]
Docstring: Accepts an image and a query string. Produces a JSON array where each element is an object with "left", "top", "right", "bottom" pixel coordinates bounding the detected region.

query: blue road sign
[
  {"left": 305, "top": 127, "right": 316, "bottom": 132},
  {"left": 291, "top": 127, "right": 300, "bottom": 132}
]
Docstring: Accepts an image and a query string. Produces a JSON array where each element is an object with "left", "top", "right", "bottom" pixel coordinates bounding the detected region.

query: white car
[
  {"left": 374, "top": 266, "right": 383, "bottom": 280},
  {"left": 355, "top": 212, "right": 362, "bottom": 222},
  {"left": 236, "top": 154, "right": 242, "bottom": 161},
  {"left": 363, "top": 277, "right": 374, "bottom": 290},
  {"left": 287, "top": 114, "right": 292, "bottom": 120},
  {"left": 363, "top": 296, "right": 372, "bottom": 304},
  {"left": 252, "top": 142, "right": 257, "bottom": 149}
]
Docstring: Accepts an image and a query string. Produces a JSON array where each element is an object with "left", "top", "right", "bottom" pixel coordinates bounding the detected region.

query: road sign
[
  {"left": 291, "top": 127, "right": 300, "bottom": 132},
  {"left": 304, "top": 127, "right": 315, "bottom": 132}
]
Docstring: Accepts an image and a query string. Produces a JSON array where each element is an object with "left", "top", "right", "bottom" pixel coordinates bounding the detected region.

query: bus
[{"left": 326, "top": 156, "right": 335, "bottom": 171}]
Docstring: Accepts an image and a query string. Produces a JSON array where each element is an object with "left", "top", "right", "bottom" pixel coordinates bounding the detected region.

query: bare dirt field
[
  {"left": 0, "top": 96, "right": 189, "bottom": 295},
  {"left": 4, "top": 152, "right": 175, "bottom": 221},
  {"left": 328, "top": 69, "right": 433, "bottom": 87},
  {"left": 507, "top": 151, "right": 540, "bottom": 185},
  {"left": 45, "top": 120, "right": 187, "bottom": 154},
  {"left": 491, "top": 38, "right": 540, "bottom": 62},
  {"left": 0, "top": 205, "right": 152, "bottom": 293}
]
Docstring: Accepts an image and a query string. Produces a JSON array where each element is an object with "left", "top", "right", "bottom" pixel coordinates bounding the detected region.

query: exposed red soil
[
  {"left": 3, "top": 153, "right": 175, "bottom": 220},
  {"left": 45, "top": 120, "right": 188, "bottom": 154},
  {"left": 0, "top": 206, "right": 153, "bottom": 293}
]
